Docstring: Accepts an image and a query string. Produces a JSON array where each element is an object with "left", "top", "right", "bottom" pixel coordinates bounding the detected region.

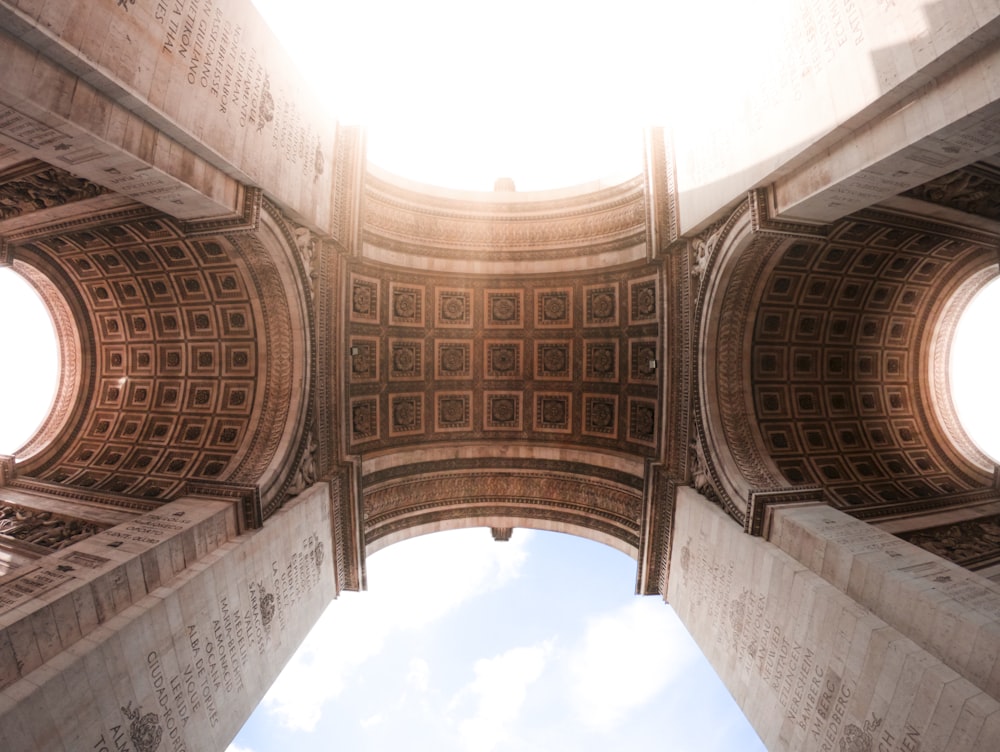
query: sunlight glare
[
  {"left": 950, "top": 276, "right": 1000, "bottom": 462},
  {"left": 0, "top": 268, "right": 59, "bottom": 455},
  {"left": 250, "top": 0, "right": 787, "bottom": 190}
]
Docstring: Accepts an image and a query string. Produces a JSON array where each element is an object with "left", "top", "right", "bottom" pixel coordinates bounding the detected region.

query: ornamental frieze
[
  {"left": 363, "top": 471, "right": 643, "bottom": 527},
  {"left": 363, "top": 174, "right": 646, "bottom": 257}
]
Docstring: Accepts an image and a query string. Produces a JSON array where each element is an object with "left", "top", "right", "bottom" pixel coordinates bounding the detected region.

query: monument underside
[{"left": 2, "top": 0, "right": 1000, "bottom": 749}]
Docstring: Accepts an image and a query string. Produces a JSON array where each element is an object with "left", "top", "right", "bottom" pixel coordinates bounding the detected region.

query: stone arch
[
  {"left": 694, "top": 200, "right": 800, "bottom": 524},
  {"left": 924, "top": 263, "right": 999, "bottom": 474},
  {"left": 5, "top": 205, "right": 312, "bottom": 517},
  {"left": 746, "top": 210, "right": 996, "bottom": 516},
  {"left": 366, "top": 513, "right": 638, "bottom": 558},
  {"left": 4, "top": 259, "right": 84, "bottom": 463},
  {"left": 360, "top": 444, "right": 646, "bottom": 557}
]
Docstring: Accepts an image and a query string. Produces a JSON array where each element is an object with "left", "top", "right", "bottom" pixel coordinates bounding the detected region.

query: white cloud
[
  {"left": 225, "top": 745, "right": 255, "bottom": 752},
  {"left": 262, "top": 529, "right": 532, "bottom": 731},
  {"left": 406, "top": 657, "right": 431, "bottom": 692},
  {"left": 451, "top": 641, "right": 554, "bottom": 752},
  {"left": 360, "top": 712, "right": 386, "bottom": 728},
  {"left": 569, "top": 599, "right": 700, "bottom": 732}
]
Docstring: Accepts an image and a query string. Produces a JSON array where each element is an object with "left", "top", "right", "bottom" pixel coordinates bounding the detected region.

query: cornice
[{"left": 362, "top": 173, "right": 647, "bottom": 259}]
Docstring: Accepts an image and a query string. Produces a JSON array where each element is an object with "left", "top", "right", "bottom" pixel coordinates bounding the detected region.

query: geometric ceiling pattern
[
  {"left": 14, "top": 218, "right": 266, "bottom": 501},
  {"left": 752, "top": 215, "right": 996, "bottom": 512},
  {"left": 348, "top": 262, "right": 660, "bottom": 457},
  {"left": 3, "top": 148, "right": 1000, "bottom": 574}
]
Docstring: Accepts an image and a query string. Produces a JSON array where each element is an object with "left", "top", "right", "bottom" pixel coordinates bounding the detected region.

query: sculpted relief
[{"left": 0, "top": 503, "right": 103, "bottom": 550}]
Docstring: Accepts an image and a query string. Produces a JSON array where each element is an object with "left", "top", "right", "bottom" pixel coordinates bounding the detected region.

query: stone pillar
[
  {"left": 0, "top": 483, "right": 337, "bottom": 752},
  {"left": 766, "top": 502, "right": 1000, "bottom": 703},
  {"left": 667, "top": 486, "right": 1000, "bottom": 751}
]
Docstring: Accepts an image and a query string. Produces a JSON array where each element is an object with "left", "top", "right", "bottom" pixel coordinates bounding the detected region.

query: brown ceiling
[{"left": 751, "top": 211, "right": 997, "bottom": 513}]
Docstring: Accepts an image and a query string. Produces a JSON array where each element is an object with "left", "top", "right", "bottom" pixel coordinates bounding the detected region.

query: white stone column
[
  {"left": 0, "top": 483, "right": 337, "bottom": 752},
  {"left": 667, "top": 486, "right": 1000, "bottom": 752}
]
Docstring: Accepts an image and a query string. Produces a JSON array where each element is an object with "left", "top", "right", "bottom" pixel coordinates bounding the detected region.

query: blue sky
[{"left": 228, "top": 527, "right": 766, "bottom": 752}]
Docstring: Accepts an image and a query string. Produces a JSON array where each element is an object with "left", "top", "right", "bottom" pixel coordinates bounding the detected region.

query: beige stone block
[
  {"left": 69, "top": 583, "right": 100, "bottom": 637},
  {"left": 923, "top": 675, "right": 990, "bottom": 752},
  {"left": 947, "top": 693, "right": 1000, "bottom": 750},
  {"left": 968, "top": 620, "right": 1000, "bottom": 692},
  {"left": 910, "top": 662, "right": 962, "bottom": 731},
  {"left": 883, "top": 648, "right": 941, "bottom": 740},
  {"left": 123, "top": 554, "right": 148, "bottom": 603},
  {"left": 10, "top": 676, "right": 60, "bottom": 749},
  {"left": 852, "top": 625, "right": 897, "bottom": 713},
  {"left": 49, "top": 595, "right": 83, "bottom": 649},
  {"left": 5, "top": 612, "right": 43, "bottom": 681},
  {"left": 856, "top": 553, "right": 887, "bottom": 607},
  {"left": 0, "top": 700, "right": 43, "bottom": 752},
  {"left": 973, "top": 703, "right": 1000, "bottom": 750},
  {"left": 872, "top": 632, "right": 925, "bottom": 723}
]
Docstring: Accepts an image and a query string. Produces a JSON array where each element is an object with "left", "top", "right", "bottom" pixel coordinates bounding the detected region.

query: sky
[
  {"left": 0, "top": 268, "right": 59, "bottom": 455},
  {"left": 228, "top": 528, "right": 766, "bottom": 752},
  {"left": 948, "top": 276, "right": 1000, "bottom": 464},
  {"left": 248, "top": 0, "right": 791, "bottom": 192}
]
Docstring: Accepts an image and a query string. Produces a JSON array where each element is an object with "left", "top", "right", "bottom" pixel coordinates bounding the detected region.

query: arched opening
[
  {"left": 950, "top": 275, "right": 1000, "bottom": 463},
  {"left": 0, "top": 266, "right": 60, "bottom": 455},
  {"left": 230, "top": 528, "right": 764, "bottom": 751}
]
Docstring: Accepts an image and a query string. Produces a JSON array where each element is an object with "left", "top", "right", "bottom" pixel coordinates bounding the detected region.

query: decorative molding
[
  {"left": 744, "top": 486, "right": 825, "bottom": 537},
  {"left": 228, "top": 228, "right": 298, "bottom": 506},
  {"left": 6, "top": 477, "right": 159, "bottom": 512},
  {"left": 332, "top": 124, "right": 365, "bottom": 253},
  {"left": 364, "top": 471, "right": 643, "bottom": 536},
  {"left": 702, "top": 206, "right": 788, "bottom": 519},
  {"left": 8, "top": 261, "right": 82, "bottom": 463},
  {"left": 643, "top": 126, "right": 679, "bottom": 252},
  {"left": 256, "top": 204, "right": 327, "bottom": 514},
  {"left": 926, "top": 265, "right": 997, "bottom": 473},
  {"left": 364, "top": 173, "right": 646, "bottom": 261},
  {"left": 635, "top": 465, "right": 677, "bottom": 596},
  {"left": 182, "top": 480, "right": 262, "bottom": 531},
  {"left": 181, "top": 186, "right": 262, "bottom": 237},
  {"left": 364, "top": 456, "right": 644, "bottom": 491},
  {"left": 748, "top": 187, "right": 828, "bottom": 239},
  {"left": 0, "top": 455, "right": 13, "bottom": 486},
  {"left": 330, "top": 464, "right": 365, "bottom": 592},
  {"left": 853, "top": 205, "right": 1000, "bottom": 247},
  {"left": 849, "top": 488, "right": 1000, "bottom": 521}
]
